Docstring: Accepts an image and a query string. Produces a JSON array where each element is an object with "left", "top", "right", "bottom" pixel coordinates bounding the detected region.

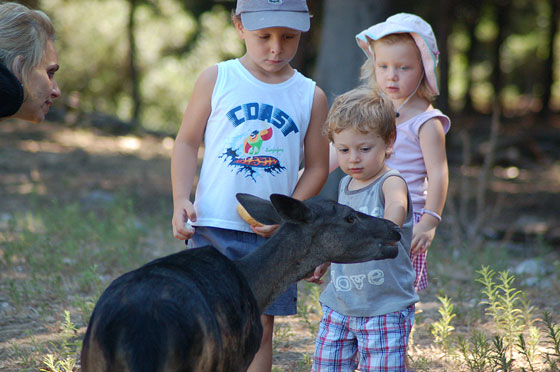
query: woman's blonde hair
[
  {"left": 324, "top": 86, "right": 396, "bottom": 146},
  {"left": 0, "top": 2, "right": 55, "bottom": 90},
  {"left": 360, "top": 33, "right": 435, "bottom": 102}
]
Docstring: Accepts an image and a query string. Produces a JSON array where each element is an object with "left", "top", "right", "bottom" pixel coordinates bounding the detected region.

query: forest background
[
  {"left": 15, "top": 0, "right": 560, "bottom": 131},
  {"left": 21, "top": 0, "right": 557, "bottom": 244}
]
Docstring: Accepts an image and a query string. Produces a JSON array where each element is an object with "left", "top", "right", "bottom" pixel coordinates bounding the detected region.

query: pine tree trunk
[{"left": 313, "top": 0, "right": 394, "bottom": 200}]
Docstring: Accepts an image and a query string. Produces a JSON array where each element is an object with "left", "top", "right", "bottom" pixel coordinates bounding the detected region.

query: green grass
[
  {"left": 406, "top": 234, "right": 560, "bottom": 372},
  {"left": 0, "top": 193, "right": 180, "bottom": 371}
]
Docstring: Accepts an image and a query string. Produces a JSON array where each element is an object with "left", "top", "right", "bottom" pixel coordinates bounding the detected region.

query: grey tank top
[{"left": 319, "top": 169, "right": 419, "bottom": 317}]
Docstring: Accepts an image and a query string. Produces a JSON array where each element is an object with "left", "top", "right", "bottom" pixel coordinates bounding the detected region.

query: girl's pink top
[{"left": 385, "top": 109, "right": 450, "bottom": 212}]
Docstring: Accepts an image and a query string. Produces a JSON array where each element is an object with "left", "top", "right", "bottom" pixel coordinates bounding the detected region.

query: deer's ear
[
  {"left": 236, "top": 193, "right": 281, "bottom": 225},
  {"left": 269, "top": 194, "right": 312, "bottom": 224}
]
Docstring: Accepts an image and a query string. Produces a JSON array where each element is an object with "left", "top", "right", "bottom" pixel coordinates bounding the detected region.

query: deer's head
[{"left": 236, "top": 193, "right": 400, "bottom": 264}]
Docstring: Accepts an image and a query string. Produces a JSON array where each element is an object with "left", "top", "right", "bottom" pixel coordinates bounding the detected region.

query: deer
[{"left": 80, "top": 193, "right": 401, "bottom": 372}]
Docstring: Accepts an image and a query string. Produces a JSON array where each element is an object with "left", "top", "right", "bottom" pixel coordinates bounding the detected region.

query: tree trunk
[
  {"left": 291, "top": 0, "right": 323, "bottom": 77},
  {"left": 435, "top": 0, "right": 451, "bottom": 115},
  {"left": 128, "top": 0, "right": 141, "bottom": 126},
  {"left": 313, "top": 0, "right": 393, "bottom": 104},
  {"left": 540, "top": 0, "right": 559, "bottom": 117},
  {"left": 313, "top": 0, "right": 394, "bottom": 200},
  {"left": 492, "top": 0, "right": 509, "bottom": 115},
  {"left": 463, "top": 10, "right": 480, "bottom": 114}
]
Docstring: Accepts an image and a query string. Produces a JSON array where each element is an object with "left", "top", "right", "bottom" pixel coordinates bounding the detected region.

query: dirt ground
[{"left": 0, "top": 118, "right": 559, "bottom": 371}]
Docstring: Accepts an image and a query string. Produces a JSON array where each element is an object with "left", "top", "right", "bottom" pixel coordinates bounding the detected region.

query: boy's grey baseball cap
[{"left": 236, "top": 0, "right": 310, "bottom": 32}]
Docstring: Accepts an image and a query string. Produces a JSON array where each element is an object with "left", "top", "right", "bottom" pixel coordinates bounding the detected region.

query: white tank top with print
[{"left": 193, "top": 59, "right": 316, "bottom": 232}]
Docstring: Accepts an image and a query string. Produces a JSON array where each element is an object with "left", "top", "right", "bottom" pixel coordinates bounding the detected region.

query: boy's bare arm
[
  {"left": 171, "top": 66, "right": 217, "bottom": 240},
  {"left": 292, "top": 86, "right": 329, "bottom": 201},
  {"left": 255, "top": 87, "right": 328, "bottom": 239},
  {"left": 300, "top": 88, "right": 329, "bottom": 282}
]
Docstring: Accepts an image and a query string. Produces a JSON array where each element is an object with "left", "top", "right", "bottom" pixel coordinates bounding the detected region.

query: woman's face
[{"left": 16, "top": 39, "right": 60, "bottom": 123}]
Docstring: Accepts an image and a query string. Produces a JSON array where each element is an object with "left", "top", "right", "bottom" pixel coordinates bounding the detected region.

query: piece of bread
[{"left": 237, "top": 204, "right": 264, "bottom": 227}]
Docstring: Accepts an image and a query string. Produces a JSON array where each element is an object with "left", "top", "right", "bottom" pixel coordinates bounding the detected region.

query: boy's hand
[
  {"left": 250, "top": 224, "right": 279, "bottom": 238},
  {"left": 172, "top": 200, "right": 196, "bottom": 240},
  {"left": 304, "top": 263, "right": 330, "bottom": 285}
]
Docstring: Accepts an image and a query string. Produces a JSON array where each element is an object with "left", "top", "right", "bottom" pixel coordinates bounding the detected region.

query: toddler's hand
[{"left": 304, "top": 263, "right": 330, "bottom": 285}]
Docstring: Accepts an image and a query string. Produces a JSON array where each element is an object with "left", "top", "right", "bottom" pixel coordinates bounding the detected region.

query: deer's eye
[{"left": 345, "top": 215, "right": 355, "bottom": 224}]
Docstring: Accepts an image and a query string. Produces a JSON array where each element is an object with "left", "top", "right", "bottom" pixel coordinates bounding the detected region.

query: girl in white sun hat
[{"left": 356, "top": 13, "right": 451, "bottom": 293}]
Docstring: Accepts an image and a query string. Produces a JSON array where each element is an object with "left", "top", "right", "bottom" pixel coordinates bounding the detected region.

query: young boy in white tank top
[{"left": 171, "top": 1, "right": 329, "bottom": 371}]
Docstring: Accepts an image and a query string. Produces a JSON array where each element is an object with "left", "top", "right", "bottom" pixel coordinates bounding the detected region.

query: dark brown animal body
[{"left": 81, "top": 193, "right": 401, "bottom": 372}]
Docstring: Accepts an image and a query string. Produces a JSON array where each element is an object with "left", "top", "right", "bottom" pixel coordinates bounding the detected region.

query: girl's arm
[
  {"left": 382, "top": 175, "right": 409, "bottom": 227},
  {"left": 412, "top": 117, "right": 449, "bottom": 252},
  {"left": 291, "top": 85, "right": 330, "bottom": 200},
  {"left": 171, "top": 65, "right": 217, "bottom": 240}
]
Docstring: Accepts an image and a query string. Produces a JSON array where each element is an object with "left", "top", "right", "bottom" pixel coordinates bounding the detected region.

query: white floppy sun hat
[{"left": 356, "top": 13, "right": 440, "bottom": 96}]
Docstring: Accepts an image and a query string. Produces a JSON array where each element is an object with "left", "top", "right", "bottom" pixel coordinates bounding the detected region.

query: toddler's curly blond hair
[{"left": 323, "top": 86, "right": 396, "bottom": 147}]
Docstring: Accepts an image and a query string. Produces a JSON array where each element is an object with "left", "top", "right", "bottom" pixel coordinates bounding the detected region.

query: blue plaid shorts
[{"left": 312, "top": 304, "right": 414, "bottom": 372}]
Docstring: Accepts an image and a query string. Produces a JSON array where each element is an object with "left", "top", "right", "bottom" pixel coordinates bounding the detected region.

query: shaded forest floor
[{"left": 0, "top": 117, "right": 559, "bottom": 371}]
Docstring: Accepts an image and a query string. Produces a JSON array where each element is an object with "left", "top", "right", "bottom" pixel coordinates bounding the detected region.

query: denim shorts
[{"left": 188, "top": 226, "right": 297, "bottom": 316}]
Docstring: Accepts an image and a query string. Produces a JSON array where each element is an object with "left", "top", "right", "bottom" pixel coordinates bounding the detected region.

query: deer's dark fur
[{"left": 81, "top": 193, "right": 401, "bottom": 372}]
